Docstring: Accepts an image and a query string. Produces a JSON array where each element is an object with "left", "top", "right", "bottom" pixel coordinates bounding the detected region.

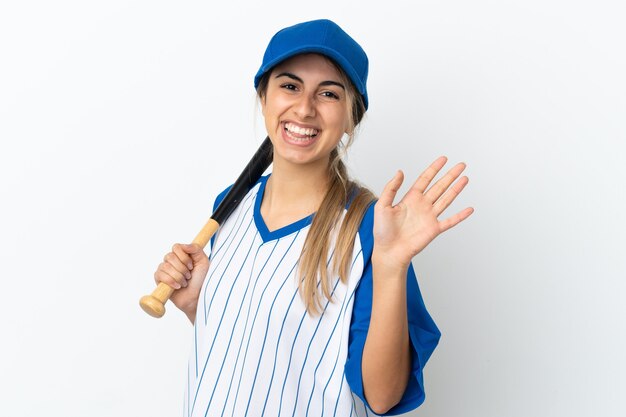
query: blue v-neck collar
[{"left": 254, "top": 175, "right": 314, "bottom": 242}]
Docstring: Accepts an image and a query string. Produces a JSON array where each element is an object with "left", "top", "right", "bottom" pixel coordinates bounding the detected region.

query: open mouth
[{"left": 283, "top": 122, "right": 319, "bottom": 142}]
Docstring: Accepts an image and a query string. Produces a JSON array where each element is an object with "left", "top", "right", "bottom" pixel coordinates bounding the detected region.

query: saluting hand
[{"left": 373, "top": 156, "right": 474, "bottom": 271}]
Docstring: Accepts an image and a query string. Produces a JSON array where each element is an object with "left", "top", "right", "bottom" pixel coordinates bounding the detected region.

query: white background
[{"left": 1, "top": 1, "right": 625, "bottom": 416}]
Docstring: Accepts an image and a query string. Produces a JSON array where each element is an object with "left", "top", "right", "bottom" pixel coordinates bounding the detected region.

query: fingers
[
  {"left": 439, "top": 207, "right": 474, "bottom": 233},
  {"left": 154, "top": 243, "right": 197, "bottom": 290},
  {"left": 155, "top": 262, "right": 189, "bottom": 289},
  {"left": 171, "top": 244, "right": 193, "bottom": 272},
  {"left": 378, "top": 170, "right": 404, "bottom": 208},
  {"left": 182, "top": 243, "right": 209, "bottom": 264},
  {"left": 424, "top": 162, "right": 467, "bottom": 204},
  {"left": 410, "top": 156, "right": 448, "bottom": 194},
  {"left": 433, "top": 175, "right": 469, "bottom": 216},
  {"left": 407, "top": 158, "right": 472, "bottom": 229}
]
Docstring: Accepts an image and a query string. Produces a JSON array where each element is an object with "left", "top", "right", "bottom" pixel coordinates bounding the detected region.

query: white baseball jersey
[{"left": 183, "top": 175, "right": 440, "bottom": 417}]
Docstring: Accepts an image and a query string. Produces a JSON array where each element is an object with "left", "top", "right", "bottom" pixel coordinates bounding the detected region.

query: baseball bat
[{"left": 139, "top": 136, "right": 273, "bottom": 318}]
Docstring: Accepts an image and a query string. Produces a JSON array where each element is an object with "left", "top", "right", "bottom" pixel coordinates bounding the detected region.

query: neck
[
  {"left": 260, "top": 156, "right": 334, "bottom": 231},
  {"left": 266, "top": 157, "right": 331, "bottom": 211}
]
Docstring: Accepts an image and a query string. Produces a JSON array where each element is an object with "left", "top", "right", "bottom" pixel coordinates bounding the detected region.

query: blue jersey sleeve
[{"left": 344, "top": 203, "right": 441, "bottom": 415}]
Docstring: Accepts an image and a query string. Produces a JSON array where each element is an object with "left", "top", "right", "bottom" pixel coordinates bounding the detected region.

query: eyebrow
[{"left": 275, "top": 72, "right": 345, "bottom": 90}]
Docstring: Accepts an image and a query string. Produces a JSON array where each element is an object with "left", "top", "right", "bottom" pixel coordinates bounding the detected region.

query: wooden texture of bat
[{"left": 139, "top": 137, "right": 273, "bottom": 318}]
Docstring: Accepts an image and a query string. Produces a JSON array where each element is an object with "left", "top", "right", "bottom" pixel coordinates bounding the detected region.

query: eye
[
  {"left": 280, "top": 83, "right": 298, "bottom": 91},
  {"left": 320, "top": 90, "right": 340, "bottom": 100}
]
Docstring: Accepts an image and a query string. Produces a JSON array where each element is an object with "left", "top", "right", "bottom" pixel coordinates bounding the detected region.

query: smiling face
[{"left": 260, "top": 54, "right": 352, "bottom": 171}]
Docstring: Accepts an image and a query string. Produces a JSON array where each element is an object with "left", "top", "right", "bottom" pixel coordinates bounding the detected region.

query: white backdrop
[{"left": 1, "top": 1, "right": 625, "bottom": 416}]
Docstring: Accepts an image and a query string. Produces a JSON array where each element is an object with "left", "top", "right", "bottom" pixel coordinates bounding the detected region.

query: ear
[{"left": 344, "top": 118, "right": 352, "bottom": 135}]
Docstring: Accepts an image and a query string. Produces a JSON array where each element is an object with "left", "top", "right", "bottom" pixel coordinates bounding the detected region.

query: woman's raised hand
[
  {"left": 153, "top": 243, "right": 210, "bottom": 320},
  {"left": 373, "top": 156, "right": 474, "bottom": 270}
]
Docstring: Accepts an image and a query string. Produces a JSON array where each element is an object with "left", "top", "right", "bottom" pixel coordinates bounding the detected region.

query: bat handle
[{"left": 139, "top": 218, "right": 220, "bottom": 318}]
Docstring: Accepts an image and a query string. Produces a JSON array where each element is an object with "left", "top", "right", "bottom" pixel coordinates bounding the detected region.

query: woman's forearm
[{"left": 361, "top": 252, "right": 412, "bottom": 414}]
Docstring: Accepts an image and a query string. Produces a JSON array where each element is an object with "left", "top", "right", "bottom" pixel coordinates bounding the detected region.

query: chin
[{"left": 274, "top": 149, "right": 327, "bottom": 167}]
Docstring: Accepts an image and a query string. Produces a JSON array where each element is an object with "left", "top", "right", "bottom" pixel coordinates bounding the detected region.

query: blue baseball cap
[{"left": 254, "top": 19, "right": 369, "bottom": 110}]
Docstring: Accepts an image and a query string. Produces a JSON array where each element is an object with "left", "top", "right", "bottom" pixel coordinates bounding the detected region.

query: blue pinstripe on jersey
[
  {"left": 217, "top": 238, "right": 279, "bottom": 417},
  {"left": 242, "top": 258, "right": 300, "bottom": 417},
  {"left": 203, "top": 217, "right": 255, "bottom": 325},
  {"left": 265, "top": 250, "right": 337, "bottom": 417},
  {"left": 228, "top": 231, "right": 301, "bottom": 416},
  {"left": 202, "top": 233, "right": 268, "bottom": 415},
  {"left": 194, "top": 192, "right": 256, "bottom": 382},
  {"left": 305, "top": 250, "right": 361, "bottom": 416},
  {"left": 287, "top": 258, "right": 346, "bottom": 417},
  {"left": 210, "top": 192, "right": 256, "bottom": 260},
  {"left": 191, "top": 227, "right": 258, "bottom": 415}
]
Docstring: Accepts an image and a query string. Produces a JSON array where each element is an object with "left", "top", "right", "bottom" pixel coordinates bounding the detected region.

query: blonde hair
[{"left": 257, "top": 56, "right": 376, "bottom": 315}]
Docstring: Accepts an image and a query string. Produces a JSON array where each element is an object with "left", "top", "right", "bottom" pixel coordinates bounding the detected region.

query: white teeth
[
  {"left": 284, "top": 122, "right": 318, "bottom": 137},
  {"left": 285, "top": 129, "right": 311, "bottom": 142}
]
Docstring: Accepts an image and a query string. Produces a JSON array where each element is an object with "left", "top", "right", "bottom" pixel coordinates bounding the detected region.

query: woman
[{"left": 154, "top": 19, "right": 473, "bottom": 416}]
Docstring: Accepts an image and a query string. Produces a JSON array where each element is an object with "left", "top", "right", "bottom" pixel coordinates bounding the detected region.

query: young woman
[{"left": 154, "top": 19, "right": 473, "bottom": 417}]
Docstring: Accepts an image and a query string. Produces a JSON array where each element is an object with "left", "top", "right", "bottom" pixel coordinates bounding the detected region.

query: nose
[{"left": 293, "top": 92, "right": 316, "bottom": 119}]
